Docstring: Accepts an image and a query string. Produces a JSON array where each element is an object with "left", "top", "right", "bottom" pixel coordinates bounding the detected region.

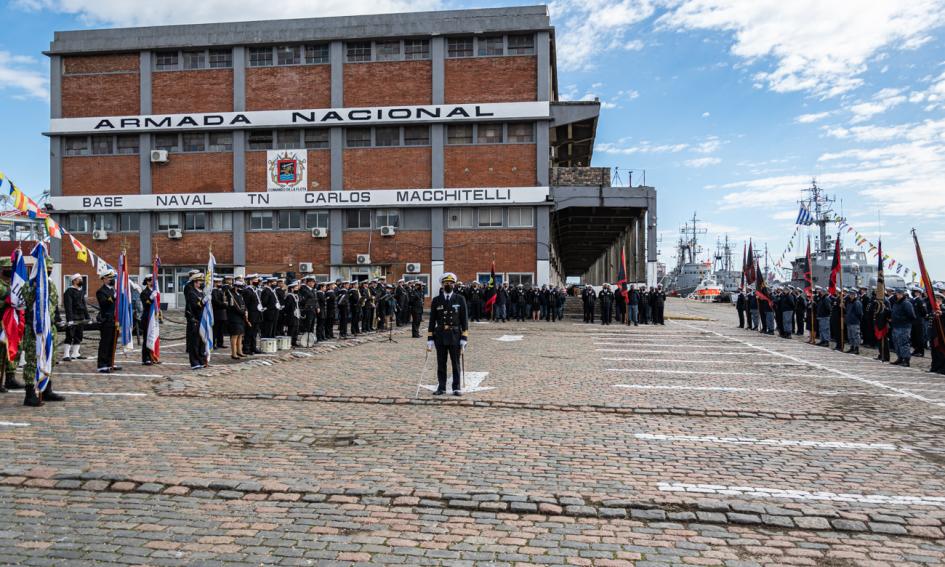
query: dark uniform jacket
[
  {"left": 242, "top": 286, "right": 263, "bottom": 324},
  {"left": 184, "top": 283, "right": 204, "bottom": 322},
  {"left": 211, "top": 286, "right": 227, "bottom": 322},
  {"left": 816, "top": 295, "right": 833, "bottom": 318},
  {"left": 64, "top": 286, "right": 89, "bottom": 323},
  {"left": 96, "top": 284, "right": 116, "bottom": 323},
  {"left": 891, "top": 297, "right": 917, "bottom": 328},
  {"left": 427, "top": 291, "right": 469, "bottom": 346}
]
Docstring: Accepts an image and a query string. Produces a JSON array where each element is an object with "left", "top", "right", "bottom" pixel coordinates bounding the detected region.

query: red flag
[
  {"left": 754, "top": 260, "right": 774, "bottom": 308},
  {"left": 804, "top": 237, "right": 813, "bottom": 299},
  {"left": 874, "top": 239, "right": 889, "bottom": 341},
  {"left": 912, "top": 230, "right": 945, "bottom": 354},
  {"left": 740, "top": 242, "right": 746, "bottom": 290},
  {"left": 744, "top": 240, "right": 756, "bottom": 283},
  {"left": 616, "top": 249, "right": 628, "bottom": 301},
  {"left": 484, "top": 260, "right": 497, "bottom": 314},
  {"left": 828, "top": 235, "right": 841, "bottom": 295}
]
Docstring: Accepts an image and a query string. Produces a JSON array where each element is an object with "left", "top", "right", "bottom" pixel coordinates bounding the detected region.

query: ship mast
[
  {"left": 679, "top": 212, "right": 707, "bottom": 264},
  {"left": 802, "top": 179, "right": 842, "bottom": 259}
]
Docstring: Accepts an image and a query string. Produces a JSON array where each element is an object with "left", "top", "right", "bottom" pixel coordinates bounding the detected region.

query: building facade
[{"left": 45, "top": 6, "right": 656, "bottom": 306}]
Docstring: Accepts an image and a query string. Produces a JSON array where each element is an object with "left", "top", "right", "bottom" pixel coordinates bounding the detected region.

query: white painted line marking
[
  {"left": 0, "top": 421, "right": 29, "bottom": 427},
  {"left": 614, "top": 384, "right": 909, "bottom": 398},
  {"left": 671, "top": 321, "right": 945, "bottom": 408},
  {"left": 607, "top": 368, "right": 814, "bottom": 378},
  {"left": 634, "top": 433, "right": 902, "bottom": 451},
  {"left": 599, "top": 349, "right": 775, "bottom": 356},
  {"left": 57, "top": 372, "right": 163, "bottom": 378},
  {"left": 419, "top": 371, "right": 494, "bottom": 393},
  {"left": 57, "top": 391, "right": 147, "bottom": 397},
  {"left": 493, "top": 335, "right": 524, "bottom": 342},
  {"left": 656, "top": 482, "right": 945, "bottom": 507},
  {"left": 601, "top": 357, "right": 807, "bottom": 366}
]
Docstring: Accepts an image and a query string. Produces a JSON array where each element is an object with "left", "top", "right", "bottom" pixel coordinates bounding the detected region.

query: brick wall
[
  {"left": 343, "top": 230, "right": 431, "bottom": 281},
  {"left": 62, "top": 156, "right": 140, "bottom": 196},
  {"left": 244, "top": 149, "right": 330, "bottom": 192},
  {"left": 444, "top": 57, "right": 536, "bottom": 103},
  {"left": 443, "top": 228, "right": 536, "bottom": 283},
  {"left": 152, "top": 153, "right": 233, "bottom": 194},
  {"left": 343, "top": 147, "right": 431, "bottom": 189},
  {"left": 344, "top": 61, "right": 432, "bottom": 107},
  {"left": 444, "top": 144, "right": 536, "bottom": 187},
  {"left": 152, "top": 69, "right": 234, "bottom": 114},
  {"left": 246, "top": 232, "right": 330, "bottom": 274},
  {"left": 63, "top": 54, "right": 138, "bottom": 75},
  {"left": 61, "top": 234, "right": 140, "bottom": 302},
  {"left": 154, "top": 232, "right": 234, "bottom": 265},
  {"left": 62, "top": 74, "right": 140, "bottom": 118},
  {"left": 245, "top": 66, "right": 331, "bottom": 111}
]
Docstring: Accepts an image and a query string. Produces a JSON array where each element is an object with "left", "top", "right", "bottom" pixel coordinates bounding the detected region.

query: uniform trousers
[
  {"left": 892, "top": 327, "right": 912, "bottom": 361},
  {"left": 435, "top": 343, "right": 462, "bottom": 392}
]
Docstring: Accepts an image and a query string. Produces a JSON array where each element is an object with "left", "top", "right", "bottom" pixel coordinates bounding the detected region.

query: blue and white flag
[
  {"left": 116, "top": 251, "right": 134, "bottom": 350},
  {"left": 795, "top": 204, "right": 814, "bottom": 226},
  {"left": 199, "top": 253, "right": 216, "bottom": 361},
  {"left": 29, "top": 243, "right": 53, "bottom": 393}
]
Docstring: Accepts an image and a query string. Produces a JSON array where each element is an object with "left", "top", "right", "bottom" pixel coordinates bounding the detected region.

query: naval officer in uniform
[{"left": 427, "top": 272, "right": 468, "bottom": 396}]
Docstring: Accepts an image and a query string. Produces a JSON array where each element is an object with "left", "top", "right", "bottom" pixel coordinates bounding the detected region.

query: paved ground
[{"left": 1, "top": 297, "right": 944, "bottom": 566}]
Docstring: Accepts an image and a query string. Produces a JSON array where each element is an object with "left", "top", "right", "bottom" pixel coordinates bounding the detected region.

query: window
[
  {"left": 116, "top": 135, "right": 139, "bottom": 155},
  {"left": 478, "top": 272, "right": 504, "bottom": 286},
  {"left": 447, "top": 37, "right": 474, "bottom": 58},
  {"left": 154, "top": 134, "right": 179, "bottom": 152},
  {"left": 447, "top": 208, "right": 474, "bottom": 229},
  {"left": 157, "top": 212, "right": 181, "bottom": 231},
  {"left": 275, "top": 129, "right": 300, "bottom": 149},
  {"left": 478, "top": 207, "right": 503, "bottom": 227},
  {"left": 507, "top": 34, "right": 535, "bottom": 55},
  {"left": 346, "top": 209, "right": 372, "bottom": 229},
  {"left": 375, "top": 208, "right": 399, "bottom": 228},
  {"left": 478, "top": 123, "right": 504, "bottom": 144},
  {"left": 404, "top": 39, "right": 430, "bottom": 60},
  {"left": 278, "top": 210, "right": 303, "bottom": 229},
  {"left": 508, "top": 273, "right": 534, "bottom": 287},
  {"left": 447, "top": 125, "right": 473, "bottom": 145},
  {"left": 478, "top": 36, "right": 504, "bottom": 56},
  {"left": 508, "top": 207, "right": 534, "bottom": 227},
  {"left": 91, "top": 135, "right": 113, "bottom": 155},
  {"left": 346, "top": 41, "right": 372, "bottom": 62},
  {"left": 66, "top": 214, "right": 90, "bottom": 233},
  {"left": 182, "top": 133, "right": 206, "bottom": 152},
  {"left": 375, "top": 41, "right": 402, "bottom": 61},
  {"left": 209, "top": 49, "right": 232, "bottom": 68},
  {"left": 248, "top": 130, "right": 273, "bottom": 150},
  {"left": 403, "top": 274, "right": 431, "bottom": 296},
  {"left": 92, "top": 213, "right": 116, "bottom": 232},
  {"left": 305, "top": 210, "right": 329, "bottom": 229},
  {"left": 249, "top": 47, "right": 273, "bottom": 67},
  {"left": 208, "top": 132, "right": 232, "bottom": 152},
  {"left": 276, "top": 46, "right": 301, "bottom": 65},
  {"left": 404, "top": 125, "right": 430, "bottom": 146},
  {"left": 305, "top": 44, "right": 329, "bottom": 64},
  {"left": 250, "top": 211, "right": 274, "bottom": 230},
  {"left": 304, "top": 129, "right": 329, "bottom": 149},
  {"left": 508, "top": 122, "right": 534, "bottom": 143},
  {"left": 182, "top": 50, "right": 206, "bottom": 69},
  {"left": 64, "top": 136, "right": 89, "bottom": 156},
  {"left": 346, "top": 128, "right": 372, "bottom": 148},
  {"left": 374, "top": 127, "right": 400, "bottom": 147},
  {"left": 402, "top": 208, "right": 431, "bottom": 229},
  {"left": 155, "top": 51, "right": 179, "bottom": 70},
  {"left": 184, "top": 212, "right": 206, "bottom": 231},
  {"left": 210, "top": 212, "right": 232, "bottom": 231},
  {"left": 118, "top": 213, "right": 139, "bottom": 232}
]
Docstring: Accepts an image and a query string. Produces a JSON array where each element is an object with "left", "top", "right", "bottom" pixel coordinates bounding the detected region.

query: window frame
[
  {"left": 249, "top": 211, "right": 275, "bottom": 231},
  {"left": 275, "top": 128, "right": 302, "bottom": 149},
  {"left": 345, "top": 127, "right": 372, "bottom": 148},
  {"left": 375, "top": 208, "right": 400, "bottom": 228},
  {"left": 507, "top": 34, "right": 535, "bottom": 55},
  {"left": 507, "top": 207, "right": 534, "bottom": 228},
  {"left": 446, "top": 124, "right": 474, "bottom": 145},
  {"left": 478, "top": 36, "right": 505, "bottom": 56},
  {"left": 157, "top": 212, "right": 181, "bottom": 231},
  {"left": 447, "top": 37, "right": 474, "bottom": 58},
  {"left": 303, "top": 129, "right": 330, "bottom": 149},
  {"left": 345, "top": 209, "right": 372, "bottom": 230},
  {"left": 118, "top": 213, "right": 140, "bottom": 233},
  {"left": 155, "top": 49, "right": 233, "bottom": 71},
  {"left": 403, "top": 274, "right": 431, "bottom": 297},
  {"left": 404, "top": 125, "right": 430, "bottom": 146},
  {"left": 92, "top": 213, "right": 116, "bottom": 233},
  {"left": 374, "top": 126, "right": 401, "bottom": 147},
  {"left": 181, "top": 132, "right": 207, "bottom": 153},
  {"left": 507, "top": 272, "right": 535, "bottom": 287},
  {"left": 447, "top": 207, "right": 475, "bottom": 229},
  {"left": 209, "top": 212, "right": 233, "bottom": 232},
  {"left": 477, "top": 123, "right": 504, "bottom": 144},
  {"left": 404, "top": 39, "right": 431, "bottom": 60},
  {"left": 477, "top": 207, "right": 504, "bottom": 228},
  {"left": 63, "top": 136, "right": 90, "bottom": 156},
  {"left": 345, "top": 41, "right": 373, "bottom": 62},
  {"left": 507, "top": 122, "right": 535, "bottom": 143},
  {"left": 248, "top": 47, "right": 274, "bottom": 67},
  {"left": 277, "top": 210, "right": 304, "bottom": 231},
  {"left": 66, "top": 214, "right": 91, "bottom": 233},
  {"left": 305, "top": 210, "right": 330, "bottom": 229}
]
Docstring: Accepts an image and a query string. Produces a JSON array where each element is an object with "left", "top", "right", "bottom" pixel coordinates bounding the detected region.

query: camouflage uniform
[
  {"left": 0, "top": 276, "right": 17, "bottom": 389},
  {"left": 20, "top": 277, "right": 59, "bottom": 386}
]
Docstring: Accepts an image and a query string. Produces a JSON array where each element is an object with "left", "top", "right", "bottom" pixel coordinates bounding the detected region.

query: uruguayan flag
[
  {"left": 795, "top": 205, "right": 814, "bottom": 226},
  {"left": 30, "top": 243, "right": 52, "bottom": 393},
  {"left": 199, "top": 253, "right": 216, "bottom": 361}
]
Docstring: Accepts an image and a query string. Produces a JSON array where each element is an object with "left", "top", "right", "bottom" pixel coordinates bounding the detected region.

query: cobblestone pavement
[{"left": 1, "top": 298, "right": 944, "bottom": 566}]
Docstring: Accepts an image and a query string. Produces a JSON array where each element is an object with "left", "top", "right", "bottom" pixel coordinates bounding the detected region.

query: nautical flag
[
  {"left": 754, "top": 261, "right": 774, "bottom": 308},
  {"left": 44, "top": 216, "right": 62, "bottom": 239},
  {"left": 29, "top": 243, "right": 53, "bottom": 393},
  {"left": 912, "top": 230, "right": 945, "bottom": 355},
  {"left": 795, "top": 204, "right": 814, "bottom": 226},
  {"left": 828, "top": 235, "right": 842, "bottom": 295},
  {"left": 67, "top": 232, "right": 89, "bottom": 263},
  {"left": 804, "top": 237, "right": 813, "bottom": 299},
  {"left": 484, "top": 259, "right": 497, "bottom": 314},
  {"left": 0, "top": 250, "right": 28, "bottom": 362},
  {"left": 115, "top": 251, "right": 134, "bottom": 349},
  {"left": 199, "top": 253, "right": 216, "bottom": 360},
  {"left": 616, "top": 248, "right": 628, "bottom": 301},
  {"left": 146, "top": 256, "right": 161, "bottom": 361},
  {"left": 9, "top": 183, "right": 40, "bottom": 219}
]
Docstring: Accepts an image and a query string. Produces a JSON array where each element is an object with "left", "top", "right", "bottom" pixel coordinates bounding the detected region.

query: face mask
[{"left": 443, "top": 284, "right": 454, "bottom": 293}]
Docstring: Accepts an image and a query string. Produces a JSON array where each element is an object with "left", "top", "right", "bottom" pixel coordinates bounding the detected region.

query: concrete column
[
  {"left": 231, "top": 47, "right": 247, "bottom": 271},
  {"left": 431, "top": 37, "right": 445, "bottom": 105},
  {"left": 536, "top": 31, "right": 550, "bottom": 102},
  {"left": 536, "top": 206, "right": 550, "bottom": 284},
  {"left": 431, "top": 208, "right": 444, "bottom": 263},
  {"left": 233, "top": 47, "right": 246, "bottom": 111},
  {"left": 646, "top": 188, "right": 658, "bottom": 287},
  {"left": 536, "top": 121, "right": 549, "bottom": 186},
  {"left": 138, "top": 51, "right": 152, "bottom": 274},
  {"left": 329, "top": 41, "right": 345, "bottom": 279}
]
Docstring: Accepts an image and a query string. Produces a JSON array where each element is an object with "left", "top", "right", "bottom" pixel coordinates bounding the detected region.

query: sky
[{"left": 1, "top": 0, "right": 944, "bottom": 278}]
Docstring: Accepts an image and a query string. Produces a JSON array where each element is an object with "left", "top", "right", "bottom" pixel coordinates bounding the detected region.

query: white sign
[
  {"left": 267, "top": 150, "right": 307, "bottom": 192},
  {"left": 48, "top": 187, "right": 551, "bottom": 212},
  {"left": 48, "top": 102, "right": 551, "bottom": 135}
]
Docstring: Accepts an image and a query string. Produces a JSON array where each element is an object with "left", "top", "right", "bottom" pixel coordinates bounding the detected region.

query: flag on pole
[
  {"left": 0, "top": 250, "right": 28, "bottom": 362},
  {"left": 115, "top": 251, "right": 134, "bottom": 349},
  {"left": 804, "top": 237, "right": 813, "bottom": 299},
  {"left": 828, "top": 235, "right": 842, "bottom": 295},
  {"left": 616, "top": 248, "right": 628, "bottom": 301},
  {"left": 754, "top": 260, "right": 774, "bottom": 308},
  {"left": 744, "top": 240, "right": 756, "bottom": 283},
  {"left": 484, "top": 259, "right": 497, "bottom": 314},
  {"left": 199, "top": 253, "right": 216, "bottom": 360},
  {"left": 29, "top": 243, "right": 53, "bottom": 393},
  {"left": 795, "top": 204, "right": 814, "bottom": 225},
  {"left": 912, "top": 230, "right": 945, "bottom": 355},
  {"left": 146, "top": 256, "right": 161, "bottom": 361},
  {"left": 874, "top": 239, "right": 889, "bottom": 341},
  {"left": 740, "top": 242, "right": 746, "bottom": 290}
]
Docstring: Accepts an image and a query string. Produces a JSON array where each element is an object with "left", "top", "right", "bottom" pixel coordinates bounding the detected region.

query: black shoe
[
  {"left": 845, "top": 347, "right": 855, "bottom": 353},
  {"left": 4, "top": 374, "right": 25, "bottom": 390},
  {"left": 43, "top": 380, "right": 65, "bottom": 402},
  {"left": 61, "top": 356, "right": 72, "bottom": 362},
  {"left": 903, "top": 360, "right": 911, "bottom": 367},
  {"left": 433, "top": 389, "right": 445, "bottom": 396},
  {"left": 453, "top": 390, "right": 462, "bottom": 396},
  {"left": 912, "top": 351, "right": 925, "bottom": 358},
  {"left": 817, "top": 341, "right": 829, "bottom": 347},
  {"left": 111, "top": 366, "right": 122, "bottom": 371},
  {"left": 143, "top": 361, "right": 153, "bottom": 366},
  {"left": 74, "top": 355, "right": 88, "bottom": 360},
  {"left": 892, "top": 359, "right": 903, "bottom": 366},
  {"left": 23, "top": 384, "right": 43, "bottom": 407},
  {"left": 97, "top": 368, "right": 110, "bottom": 373}
]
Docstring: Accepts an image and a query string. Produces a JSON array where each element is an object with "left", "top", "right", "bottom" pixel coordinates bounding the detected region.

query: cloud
[
  {"left": 0, "top": 51, "right": 48, "bottom": 101},
  {"left": 14, "top": 0, "right": 441, "bottom": 26},
  {"left": 795, "top": 111, "right": 831, "bottom": 124},
  {"left": 684, "top": 156, "right": 721, "bottom": 168},
  {"left": 909, "top": 69, "right": 945, "bottom": 111},
  {"left": 597, "top": 141, "right": 689, "bottom": 155},
  {"left": 693, "top": 136, "right": 721, "bottom": 154},
  {"left": 549, "top": 0, "right": 655, "bottom": 71},
  {"left": 701, "top": 111, "right": 710, "bottom": 118},
  {"left": 658, "top": 0, "right": 945, "bottom": 97},
  {"left": 847, "top": 87, "right": 907, "bottom": 123}
]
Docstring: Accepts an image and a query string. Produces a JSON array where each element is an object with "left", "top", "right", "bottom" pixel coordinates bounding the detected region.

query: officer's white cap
[
  {"left": 100, "top": 269, "right": 116, "bottom": 279},
  {"left": 70, "top": 273, "right": 84, "bottom": 282},
  {"left": 440, "top": 272, "right": 457, "bottom": 283}
]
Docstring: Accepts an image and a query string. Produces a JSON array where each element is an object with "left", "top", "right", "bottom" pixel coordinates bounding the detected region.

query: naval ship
[
  {"left": 788, "top": 181, "right": 905, "bottom": 290},
  {"left": 664, "top": 213, "right": 711, "bottom": 296},
  {"left": 712, "top": 234, "right": 742, "bottom": 293}
]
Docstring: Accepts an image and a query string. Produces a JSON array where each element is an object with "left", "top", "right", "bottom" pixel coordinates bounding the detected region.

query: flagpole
[{"left": 838, "top": 234, "right": 845, "bottom": 353}]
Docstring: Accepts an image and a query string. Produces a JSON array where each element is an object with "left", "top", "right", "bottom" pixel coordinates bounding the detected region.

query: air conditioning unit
[
  {"left": 150, "top": 149, "right": 169, "bottom": 163},
  {"left": 311, "top": 227, "right": 328, "bottom": 238},
  {"left": 299, "top": 262, "right": 313, "bottom": 272},
  {"left": 356, "top": 254, "right": 371, "bottom": 265},
  {"left": 406, "top": 263, "right": 421, "bottom": 274},
  {"left": 91, "top": 229, "right": 108, "bottom": 241},
  {"left": 168, "top": 228, "right": 183, "bottom": 240},
  {"left": 380, "top": 225, "right": 396, "bottom": 236}
]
